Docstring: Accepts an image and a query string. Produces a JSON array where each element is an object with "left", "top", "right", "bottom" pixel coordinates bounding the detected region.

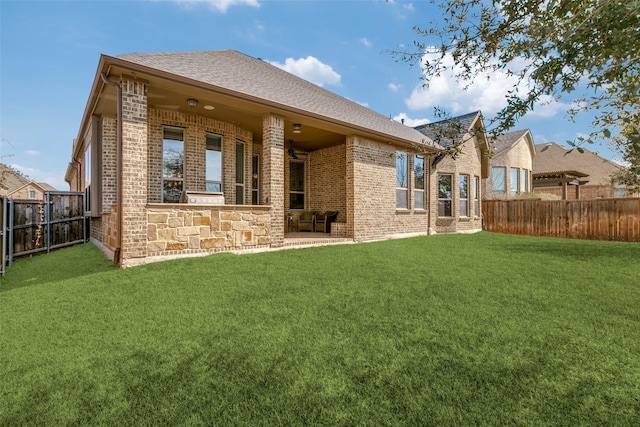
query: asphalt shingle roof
[
  {"left": 116, "top": 50, "right": 440, "bottom": 150},
  {"left": 0, "top": 163, "right": 29, "bottom": 193},
  {"left": 533, "top": 142, "right": 622, "bottom": 186},
  {"left": 414, "top": 111, "right": 481, "bottom": 148},
  {"left": 493, "top": 129, "right": 530, "bottom": 155}
]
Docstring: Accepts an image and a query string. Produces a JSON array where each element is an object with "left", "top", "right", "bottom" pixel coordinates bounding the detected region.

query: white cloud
[
  {"left": 10, "top": 163, "right": 67, "bottom": 191},
  {"left": 393, "top": 113, "right": 430, "bottom": 127},
  {"left": 269, "top": 56, "right": 341, "bottom": 87},
  {"left": 26, "top": 149, "right": 39, "bottom": 156},
  {"left": 359, "top": 38, "right": 372, "bottom": 48},
  {"left": 533, "top": 133, "right": 549, "bottom": 143},
  {"left": 170, "top": 0, "right": 259, "bottom": 13},
  {"left": 388, "top": 83, "right": 402, "bottom": 92},
  {"left": 403, "top": 3, "right": 415, "bottom": 11},
  {"left": 405, "top": 49, "right": 569, "bottom": 119}
]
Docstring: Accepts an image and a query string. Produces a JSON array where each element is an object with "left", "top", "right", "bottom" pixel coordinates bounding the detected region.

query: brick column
[
  {"left": 120, "top": 77, "right": 148, "bottom": 262},
  {"left": 345, "top": 136, "right": 356, "bottom": 240},
  {"left": 262, "top": 114, "right": 285, "bottom": 247}
]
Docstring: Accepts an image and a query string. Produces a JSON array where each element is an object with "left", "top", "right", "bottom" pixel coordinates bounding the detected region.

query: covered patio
[{"left": 283, "top": 231, "right": 354, "bottom": 248}]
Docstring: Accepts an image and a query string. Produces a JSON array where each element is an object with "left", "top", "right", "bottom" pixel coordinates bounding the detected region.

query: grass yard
[{"left": 1, "top": 232, "right": 639, "bottom": 426}]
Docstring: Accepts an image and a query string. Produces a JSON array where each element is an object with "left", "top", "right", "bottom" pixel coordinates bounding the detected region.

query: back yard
[{"left": 1, "top": 233, "right": 639, "bottom": 426}]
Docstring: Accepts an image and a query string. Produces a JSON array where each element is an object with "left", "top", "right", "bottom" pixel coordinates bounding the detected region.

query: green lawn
[{"left": 1, "top": 233, "right": 639, "bottom": 426}]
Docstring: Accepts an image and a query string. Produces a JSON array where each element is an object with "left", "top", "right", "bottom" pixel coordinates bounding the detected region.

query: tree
[{"left": 393, "top": 0, "right": 640, "bottom": 189}]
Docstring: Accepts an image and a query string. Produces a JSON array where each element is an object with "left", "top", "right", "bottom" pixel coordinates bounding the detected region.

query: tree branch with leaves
[{"left": 392, "top": 0, "right": 640, "bottom": 190}]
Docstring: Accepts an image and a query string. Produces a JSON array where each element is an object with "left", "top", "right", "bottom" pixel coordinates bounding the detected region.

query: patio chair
[
  {"left": 297, "top": 211, "right": 316, "bottom": 232},
  {"left": 315, "top": 211, "right": 338, "bottom": 233}
]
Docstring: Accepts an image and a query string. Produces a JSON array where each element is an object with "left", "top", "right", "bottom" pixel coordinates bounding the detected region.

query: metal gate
[
  {"left": 1, "top": 197, "right": 5, "bottom": 277},
  {"left": 1, "top": 192, "right": 87, "bottom": 276}
]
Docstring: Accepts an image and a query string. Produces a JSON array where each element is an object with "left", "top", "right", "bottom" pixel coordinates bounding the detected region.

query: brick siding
[
  {"left": 430, "top": 134, "right": 483, "bottom": 234},
  {"left": 483, "top": 138, "right": 533, "bottom": 199}
]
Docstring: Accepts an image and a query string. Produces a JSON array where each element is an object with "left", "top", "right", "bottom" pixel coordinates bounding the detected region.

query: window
[
  {"left": 235, "top": 141, "right": 245, "bottom": 204},
  {"left": 614, "top": 181, "right": 627, "bottom": 198},
  {"left": 460, "top": 175, "right": 469, "bottom": 217},
  {"left": 414, "top": 155, "right": 425, "bottom": 210},
  {"left": 162, "top": 127, "right": 184, "bottom": 203},
  {"left": 510, "top": 167, "right": 520, "bottom": 195},
  {"left": 84, "top": 142, "right": 91, "bottom": 212},
  {"left": 521, "top": 168, "right": 529, "bottom": 193},
  {"left": 29, "top": 190, "right": 36, "bottom": 199},
  {"left": 396, "top": 151, "right": 408, "bottom": 209},
  {"left": 206, "top": 134, "right": 222, "bottom": 192},
  {"left": 289, "top": 161, "right": 305, "bottom": 209},
  {"left": 491, "top": 167, "right": 506, "bottom": 193},
  {"left": 438, "top": 174, "right": 453, "bottom": 217},
  {"left": 252, "top": 154, "right": 259, "bottom": 205},
  {"left": 474, "top": 176, "right": 480, "bottom": 217}
]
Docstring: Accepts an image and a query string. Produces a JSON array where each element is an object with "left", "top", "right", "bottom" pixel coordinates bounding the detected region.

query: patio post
[
  {"left": 262, "top": 114, "right": 285, "bottom": 247},
  {"left": 119, "top": 76, "right": 149, "bottom": 263}
]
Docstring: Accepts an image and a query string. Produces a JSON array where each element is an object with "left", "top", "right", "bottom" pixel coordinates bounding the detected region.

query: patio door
[{"left": 289, "top": 160, "right": 305, "bottom": 209}]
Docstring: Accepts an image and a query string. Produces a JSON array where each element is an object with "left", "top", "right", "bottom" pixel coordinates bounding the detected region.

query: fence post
[
  {"left": 1, "top": 197, "right": 5, "bottom": 277},
  {"left": 83, "top": 192, "right": 87, "bottom": 243},
  {"left": 8, "top": 198, "right": 14, "bottom": 266},
  {"left": 46, "top": 191, "right": 51, "bottom": 253}
]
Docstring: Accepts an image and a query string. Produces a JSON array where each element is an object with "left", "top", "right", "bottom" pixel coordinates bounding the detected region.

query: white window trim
[{"left": 162, "top": 126, "right": 185, "bottom": 203}]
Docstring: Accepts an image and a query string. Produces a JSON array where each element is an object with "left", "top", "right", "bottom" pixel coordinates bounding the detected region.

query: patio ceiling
[{"left": 94, "top": 64, "right": 350, "bottom": 153}]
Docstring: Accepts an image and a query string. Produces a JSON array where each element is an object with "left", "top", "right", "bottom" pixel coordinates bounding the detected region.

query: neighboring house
[
  {"left": 483, "top": 129, "right": 536, "bottom": 199},
  {"left": 67, "top": 50, "right": 492, "bottom": 267},
  {"left": 0, "top": 163, "right": 56, "bottom": 200},
  {"left": 532, "top": 142, "right": 633, "bottom": 199},
  {"left": 415, "top": 111, "right": 488, "bottom": 234}
]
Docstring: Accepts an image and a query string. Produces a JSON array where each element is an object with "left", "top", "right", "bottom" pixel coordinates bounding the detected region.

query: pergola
[{"left": 532, "top": 170, "right": 590, "bottom": 200}]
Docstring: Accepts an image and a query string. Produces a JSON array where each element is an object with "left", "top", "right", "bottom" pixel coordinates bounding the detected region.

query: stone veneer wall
[{"left": 145, "top": 204, "right": 271, "bottom": 261}]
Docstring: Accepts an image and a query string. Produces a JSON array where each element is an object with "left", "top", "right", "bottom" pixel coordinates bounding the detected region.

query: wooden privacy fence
[
  {"left": 1, "top": 192, "right": 87, "bottom": 275},
  {"left": 482, "top": 198, "right": 640, "bottom": 242}
]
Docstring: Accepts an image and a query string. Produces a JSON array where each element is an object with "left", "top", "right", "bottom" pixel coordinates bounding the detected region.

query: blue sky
[{"left": 1, "top": 0, "right": 618, "bottom": 190}]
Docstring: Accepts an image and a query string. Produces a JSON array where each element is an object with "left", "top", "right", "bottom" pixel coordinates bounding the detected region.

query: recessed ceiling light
[{"left": 204, "top": 105, "right": 215, "bottom": 110}]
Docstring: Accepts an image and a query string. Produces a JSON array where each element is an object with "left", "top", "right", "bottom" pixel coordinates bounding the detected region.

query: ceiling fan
[{"left": 288, "top": 139, "right": 298, "bottom": 159}]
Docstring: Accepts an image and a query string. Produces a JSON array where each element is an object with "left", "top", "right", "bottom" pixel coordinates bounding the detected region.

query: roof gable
[
  {"left": 493, "top": 129, "right": 535, "bottom": 158},
  {"left": 0, "top": 163, "right": 30, "bottom": 193},
  {"left": 414, "top": 111, "right": 482, "bottom": 148}
]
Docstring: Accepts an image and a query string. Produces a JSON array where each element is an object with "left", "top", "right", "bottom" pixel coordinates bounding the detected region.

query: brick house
[
  {"left": 415, "top": 111, "right": 488, "bottom": 234},
  {"left": 483, "top": 129, "right": 535, "bottom": 199},
  {"left": 532, "top": 142, "right": 635, "bottom": 199},
  {"left": 0, "top": 163, "right": 56, "bottom": 200},
  {"left": 66, "top": 50, "right": 486, "bottom": 267}
]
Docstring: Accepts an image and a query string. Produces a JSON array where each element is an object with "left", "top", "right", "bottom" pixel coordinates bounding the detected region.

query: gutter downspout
[{"left": 100, "top": 73, "right": 123, "bottom": 267}]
